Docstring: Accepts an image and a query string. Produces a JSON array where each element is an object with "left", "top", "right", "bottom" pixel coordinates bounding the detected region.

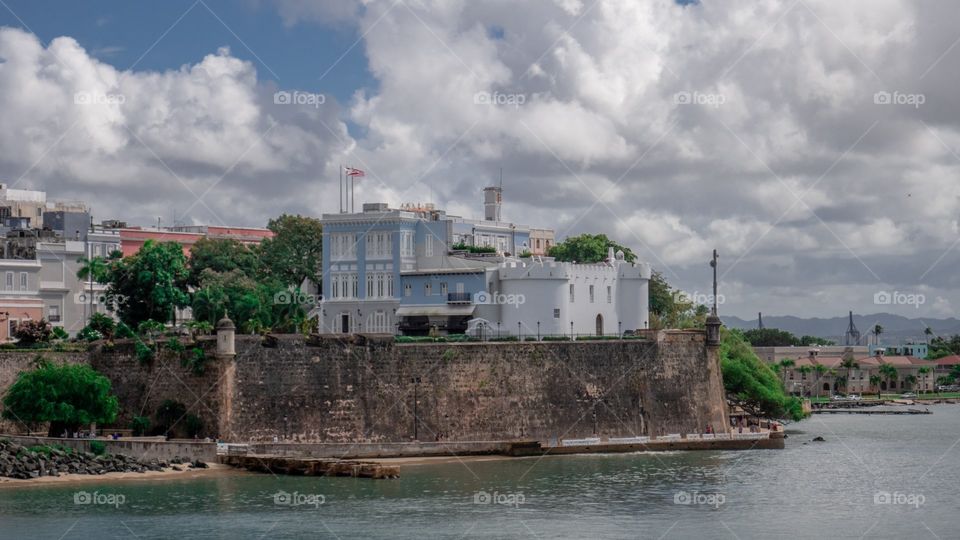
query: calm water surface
[{"left": 1, "top": 405, "right": 958, "bottom": 539}]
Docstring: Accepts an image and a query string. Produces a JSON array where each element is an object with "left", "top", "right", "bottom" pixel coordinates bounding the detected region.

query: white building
[{"left": 485, "top": 248, "right": 650, "bottom": 337}]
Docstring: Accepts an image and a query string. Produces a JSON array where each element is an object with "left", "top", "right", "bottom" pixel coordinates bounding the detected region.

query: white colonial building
[{"left": 485, "top": 249, "right": 650, "bottom": 337}]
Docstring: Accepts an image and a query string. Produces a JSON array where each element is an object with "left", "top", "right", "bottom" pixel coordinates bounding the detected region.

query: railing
[
  {"left": 558, "top": 432, "right": 768, "bottom": 447},
  {"left": 446, "top": 292, "right": 472, "bottom": 303}
]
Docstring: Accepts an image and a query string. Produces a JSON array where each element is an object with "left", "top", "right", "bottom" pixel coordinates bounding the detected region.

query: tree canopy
[
  {"left": 104, "top": 240, "right": 190, "bottom": 326},
  {"left": 547, "top": 233, "right": 636, "bottom": 264},
  {"left": 2, "top": 361, "right": 119, "bottom": 436},
  {"left": 187, "top": 237, "right": 258, "bottom": 286},
  {"left": 742, "top": 327, "right": 834, "bottom": 347},
  {"left": 928, "top": 335, "right": 960, "bottom": 359},
  {"left": 647, "top": 271, "right": 709, "bottom": 330},
  {"left": 257, "top": 214, "right": 323, "bottom": 287}
]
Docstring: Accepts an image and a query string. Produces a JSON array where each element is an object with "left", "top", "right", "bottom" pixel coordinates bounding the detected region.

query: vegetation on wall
[{"left": 720, "top": 329, "right": 805, "bottom": 421}]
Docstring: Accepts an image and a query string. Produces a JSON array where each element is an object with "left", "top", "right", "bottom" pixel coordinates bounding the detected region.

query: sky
[{"left": 0, "top": 0, "right": 958, "bottom": 320}]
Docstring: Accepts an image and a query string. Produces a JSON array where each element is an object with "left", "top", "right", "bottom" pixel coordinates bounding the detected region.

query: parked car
[
  {"left": 831, "top": 394, "right": 847, "bottom": 401},
  {"left": 900, "top": 392, "right": 917, "bottom": 398},
  {"left": 848, "top": 394, "right": 861, "bottom": 401}
]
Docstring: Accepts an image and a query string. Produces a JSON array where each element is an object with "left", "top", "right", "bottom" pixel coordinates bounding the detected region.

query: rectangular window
[
  {"left": 350, "top": 274, "right": 358, "bottom": 298},
  {"left": 607, "top": 286, "right": 612, "bottom": 303},
  {"left": 440, "top": 282, "right": 447, "bottom": 296},
  {"left": 424, "top": 282, "right": 432, "bottom": 297},
  {"left": 456, "top": 282, "right": 464, "bottom": 293},
  {"left": 5, "top": 272, "right": 12, "bottom": 290},
  {"left": 425, "top": 235, "right": 433, "bottom": 257},
  {"left": 48, "top": 306, "right": 60, "bottom": 322},
  {"left": 404, "top": 283, "right": 412, "bottom": 297},
  {"left": 589, "top": 285, "right": 595, "bottom": 303},
  {"left": 554, "top": 308, "right": 560, "bottom": 319},
  {"left": 569, "top": 284, "right": 574, "bottom": 303},
  {"left": 367, "top": 273, "right": 374, "bottom": 298},
  {"left": 19, "top": 272, "right": 27, "bottom": 291},
  {"left": 387, "top": 274, "right": 395, "bottom": 297}
]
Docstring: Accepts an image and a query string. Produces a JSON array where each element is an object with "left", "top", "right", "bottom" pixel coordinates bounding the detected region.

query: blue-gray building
[{"left": 318, "top": 193, "right": 649, "bottom": 337}]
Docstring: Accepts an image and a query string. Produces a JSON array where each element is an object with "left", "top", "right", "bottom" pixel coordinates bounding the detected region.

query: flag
[{"left": 345, "top": 167, "right": 365, "bottom": 178}]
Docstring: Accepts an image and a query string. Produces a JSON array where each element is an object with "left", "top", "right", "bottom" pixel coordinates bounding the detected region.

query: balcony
[{"left": 446, "top": 292, "right": 472, "bottom": 304}]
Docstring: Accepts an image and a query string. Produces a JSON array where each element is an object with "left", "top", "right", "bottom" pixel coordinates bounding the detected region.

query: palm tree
[
  {"left": 918, "top": 367, "right": 932, "bottom": 395},
  {"left": 924, "top": 326, "right": 934, "bottom": 344},
  {"left": 797, "top": 365, "right": 813, "bottom": 396},
  {"left": 840, "top": 350, "right": 859, "bottom": 395},
  {"left": 813, "top": 364, "right": 828, "bottom": 398},
  {"left": 869, "top": 374, "right": 882, "bottom": 399},
  {"left": 904, "top": 374, "right": 918, "bottom": 393},
  {"left": 879, "top": 363, "right": 898, "bottom": 397},
  {"left": 76, "top": 255, "right": 112, "bottom": 325},
  {"left": 872, "top": 324, "right": 884, "bottom": 347},
  {"left": 778, "top": 359, "right": 796, "bottom": 387}
]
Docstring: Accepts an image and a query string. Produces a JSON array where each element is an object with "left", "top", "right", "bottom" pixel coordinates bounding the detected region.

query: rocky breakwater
[{"left": 0, "top": 439, "right": 208, "bottom": 479}]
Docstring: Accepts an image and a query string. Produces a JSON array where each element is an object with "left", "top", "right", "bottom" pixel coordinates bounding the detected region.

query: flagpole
[
  {"left": 351, "top": 170, "right": 354, "bottom": 213},
  {"left": 339, "top": 164, "right": 343, "bottom": 213}
]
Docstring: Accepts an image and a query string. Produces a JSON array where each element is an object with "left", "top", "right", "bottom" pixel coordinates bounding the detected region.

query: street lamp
[
  {"left": 570, "top": 320, "right": 574, "bottom": 339},
  {"left": 618, "top": 321, "right": 622, "bottom": 339},
  {"left": 497, "top": 321, "right": 501, "bottom": 339},
  {"left": 518, "top": 321, "right": 521, "bottom": 340},
  {"left": 537, "top": 321, "right": 540, "bottom": 341}
]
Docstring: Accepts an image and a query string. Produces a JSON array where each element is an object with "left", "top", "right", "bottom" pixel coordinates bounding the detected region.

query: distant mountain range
[{"left": 720, "top": 313, "right": 960, "bottom": 343}]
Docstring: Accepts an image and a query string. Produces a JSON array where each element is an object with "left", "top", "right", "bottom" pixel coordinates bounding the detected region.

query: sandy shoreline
[{"left": 0, "top": 463, "right": 244, "bottom": 489}]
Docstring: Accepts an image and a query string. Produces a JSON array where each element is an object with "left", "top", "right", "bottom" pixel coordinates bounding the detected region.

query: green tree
[
  {"left": 2, "top": 361, "right": 119, "bottom": 436},
  {"left": 76, "top": 255, "right": 112, "bottom": 283},
  {"left": 105, "top": 240, "right": 190, "bottom": 326},
  {"left": 645, "top": 271, "right": 707, "bottom": 330},
  {"left": 742, "top": 328, "right": 801, "bottom": 347},
  {"left": 777, "top": 358, "right": 796, "bottom": 386},
  {"left": 813, "top": 364, "right": 828, "bottom": 398},
  {"left": 869, "top": 374, "right": 882, "bottom": 399},
  {"left": 187, "top": 237, "right": 258, "bottom": 286},
  {"left": 872, "top": 324, "right": 884, "bottom": 346},
  {"left": 917, "top": 366, "right": 932, "bottom": 394},
  {"left": 797, "top": 365, "right": 813, "bottom": 395},
  {"left": 257, "top": 214, "right": 324, "bottom": 287},
  {"left": 547, "top": 233, "right": 636, "bottom": 264},
  {"left": 879, "top": 363, "right": 898, "bottom": 395},
  {"left": 719, "top": 329, "right": 805, "bottom": 421},
  {"left": 191, "top": 269, "right": 305, "bottom": 334},
  {"left": 903, "top": 374, "right": 918, "bottom": 393}
]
